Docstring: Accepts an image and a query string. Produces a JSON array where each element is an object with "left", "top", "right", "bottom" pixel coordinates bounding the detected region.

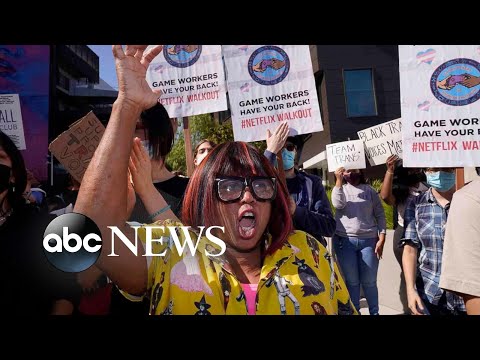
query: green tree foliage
[{"left": 165, "top": 113, "right": 269, "bottom": 172}]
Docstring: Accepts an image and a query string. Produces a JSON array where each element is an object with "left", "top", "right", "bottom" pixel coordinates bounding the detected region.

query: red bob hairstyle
[{"left": 182, "top": 141, "right": 293, "bottom": 256}]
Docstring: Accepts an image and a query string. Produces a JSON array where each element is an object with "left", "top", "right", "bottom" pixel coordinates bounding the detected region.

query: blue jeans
[{"left": 333, "top": 235, "right": 379, "bottom": 315}]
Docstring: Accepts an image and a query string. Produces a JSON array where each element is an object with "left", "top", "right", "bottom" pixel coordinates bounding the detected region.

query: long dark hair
[
  {"left": 140, "top": 103, "right": 174, "bottom": 161},
  {"left": 392, "top": 164, "right": 426, "bottom": 205},
  {"left": 0, "top": 131, "right": 27, "bottom": 210},
  {"left": 182, "top": 141, "right": 293, "bottom": 256}
]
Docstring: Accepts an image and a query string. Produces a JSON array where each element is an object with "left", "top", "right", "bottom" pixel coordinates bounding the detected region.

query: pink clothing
[{"left": 241, "top": 283, "right": 258, "bottom": 315}]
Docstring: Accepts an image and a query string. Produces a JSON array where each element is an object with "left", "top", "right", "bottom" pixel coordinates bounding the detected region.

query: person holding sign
[
  {"left": 401, "top": 167, "right": 465, "bottom": 315},
  {"left": 264, "top": 124, "right": 336, "bottom": 246},
  {"left": 331, "top": 167, "right": 387, "bottom": 315},
  {"left": 73, "top": 45, "right": 356, "bottom": 315},
  {"left": 75, "top": 45, "right": 356, "bottom": 315},
  {"left": 380, "top": 154, "right": 428, "bottom": 314}
]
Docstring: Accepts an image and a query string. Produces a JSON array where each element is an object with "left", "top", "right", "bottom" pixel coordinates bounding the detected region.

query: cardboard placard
[{"left": 49, "top": 111, "right": 105, "bottom": 182}]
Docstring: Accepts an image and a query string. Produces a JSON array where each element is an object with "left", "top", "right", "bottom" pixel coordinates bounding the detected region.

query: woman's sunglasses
[{"left": 215, "top": 176, "right": 277, "bottom": 203}]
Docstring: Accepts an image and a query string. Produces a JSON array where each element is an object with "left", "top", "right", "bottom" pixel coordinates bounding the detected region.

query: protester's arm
[
  {"left": 331, "top": 167, "right": 346, "bottom": 209},
  {"left": 263, "top": 150, "right": 277, "bottom": 167},
  {"left": 440, "top": 189, "right": 480, "bottom": 314},
  {"left": 401, "top": 198, "right": 425, "bottom": 315},
  {"left": 129, "top": 137, "right": 179, "bottom": 222},
  {"left": 74, "top": 45, "right": 163, "bottom": 295},
  {"left": 292, "top": 176, "right": 336, "bottom": 237},
  {"left": 380, "top": 155, "right": 397, "bottom": 206}
]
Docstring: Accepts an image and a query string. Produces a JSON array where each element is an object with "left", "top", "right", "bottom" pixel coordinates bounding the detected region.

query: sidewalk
[
  {"left": 359, "top": 299, "right": 403, "bottom": 315},
  {"left": 328, "top": 229, "right": 407, "bottom": 315}
]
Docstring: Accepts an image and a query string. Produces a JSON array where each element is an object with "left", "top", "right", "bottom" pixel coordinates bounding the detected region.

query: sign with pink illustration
[
  {"left": 223, "top": 45, "right": 323, "bottom": 142},
  {"left": 399, "top": 45, "right": 480, "bottom": 167},
  {"left": 145, "top": 45, "right": 228, "bottom": 118}
]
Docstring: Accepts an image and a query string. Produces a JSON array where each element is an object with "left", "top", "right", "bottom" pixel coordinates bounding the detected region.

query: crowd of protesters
[{"left": 2, "top": 44, "right": 479, "bottom": 315}]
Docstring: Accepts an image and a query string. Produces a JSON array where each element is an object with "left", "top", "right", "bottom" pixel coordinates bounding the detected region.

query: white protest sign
[
  {"left": 326, "top": 139, "right": 366, "bottom": 172},
  {"left": 0, "top": 94, "right": 26, "bottom": 150},
  {"left": 399, "top": 45, "right": 480, "bottom": 167},
  {"left": 223, "top": 45, "right": 323, "bottom": 142},
  {"left": 146, "top": 45, "right": 228, "bottom": 118},
  {"left": 357, "top": 118, "right": 403, "bottom": 166}
]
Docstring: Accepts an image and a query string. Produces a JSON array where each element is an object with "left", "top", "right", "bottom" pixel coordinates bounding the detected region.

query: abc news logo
[
  {"left": 43, "top": 213, "right": 103, "bottom": 272},
  {"left": 43, "top": 213, "right": 227, "bottom": 273}
]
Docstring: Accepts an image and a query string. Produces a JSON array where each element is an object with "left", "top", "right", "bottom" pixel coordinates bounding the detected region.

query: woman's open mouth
[{"left": 238, "top": 209, "right": 256, "bottom": 239}]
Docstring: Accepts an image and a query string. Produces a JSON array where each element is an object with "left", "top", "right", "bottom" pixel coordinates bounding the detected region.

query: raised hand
[
  {"left": 112, "top": 45, "right": 163, "bottom": 110},
  {"left": 386, "top": 154, "right": 399, "bottom": 174},
  {"left": 129, "top": 137, "right": 154, "bottom": 198},
  {"left": 266, "top": 122, "right": 290, "bottom": 154}
]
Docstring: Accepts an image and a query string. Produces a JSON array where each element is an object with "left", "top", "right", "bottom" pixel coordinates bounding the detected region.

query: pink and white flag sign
[
  {"left": 400, "top": 45, "right": 480, "bottom": 167},
  {"left": 223, "top": 45, "right": 323, "bottom": 142},
  {"left": 146, "top": 45, "right": 228, "bottom": 118}
]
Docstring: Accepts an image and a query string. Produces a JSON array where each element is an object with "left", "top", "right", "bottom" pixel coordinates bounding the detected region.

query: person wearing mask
[
  {"left": 263, "top": 123, "right": 336, "bottom": 246},
  {"left": 73, "top": 45, "right": 357, "bottom": 315},
  {"left": 402, "top": 167, "right": 465, "bottom": 315},
  {"left": 128, "top": 103, "right": 189, "bottom": 223},
  {"left": 0, "top": 131, "right": 81, "bottom": 314},
  {"left": 380, "top": 154, "right": 428, "bottom": 314},
  {"left": 332, "top": 167, "right": 386, "bottom": 315},
  {"left": 440, "top": 167, "right": 480, "bottom": 314}
]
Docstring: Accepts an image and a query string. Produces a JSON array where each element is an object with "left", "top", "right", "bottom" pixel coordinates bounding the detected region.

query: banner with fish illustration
[
  {"left": 223, "top": 45, "right": 323, "bottom": 142},
  {"left": 399, "top": 45, "right": 480, "bottom": 167},
  {"left": 146, "top": 45, "right": 228, "bottom": 118}
]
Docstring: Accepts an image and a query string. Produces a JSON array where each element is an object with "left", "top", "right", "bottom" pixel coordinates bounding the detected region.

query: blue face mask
[
  {"left": 281, "top": 148, "right": 295, "bottom": 170},
  {"left": 426, "top": 171, "right": 456, "bottom": 192}
]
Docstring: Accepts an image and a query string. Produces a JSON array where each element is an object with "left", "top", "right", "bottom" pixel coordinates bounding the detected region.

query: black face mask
[{"left": 0, "top": 164, "right": 11, "bottom": 193}]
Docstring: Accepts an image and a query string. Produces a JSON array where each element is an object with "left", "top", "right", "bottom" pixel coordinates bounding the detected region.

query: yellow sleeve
[{"left": 119, "top": 219, "right": 181, "bottom": 302}]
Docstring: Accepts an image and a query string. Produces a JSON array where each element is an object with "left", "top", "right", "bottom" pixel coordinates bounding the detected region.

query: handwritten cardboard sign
[
  {"left": 49, "top": 111, "right": 105, "bottom": 182},
  {"left": 326, "top": 139, "right": 366, "bottom": 172}
]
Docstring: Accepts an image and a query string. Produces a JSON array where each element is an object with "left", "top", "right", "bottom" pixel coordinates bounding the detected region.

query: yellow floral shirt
[{"left": 123, "top": 220, "right": 357, "bottom": 315}]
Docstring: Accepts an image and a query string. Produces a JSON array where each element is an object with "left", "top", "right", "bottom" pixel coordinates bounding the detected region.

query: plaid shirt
[{"left": 402, "top": 188, "right": 465, "bottom": 313}]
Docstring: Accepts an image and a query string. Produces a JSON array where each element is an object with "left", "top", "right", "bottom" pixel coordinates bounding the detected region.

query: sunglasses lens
[
  {"left": 286, "top": 145, "right": 295, "bottom": 151},
  {"left": 217, "top": 179, "right": 244, "bottom": 201},
  {"left": 252, "top": 178, "right": 275, "bottom": 200}
]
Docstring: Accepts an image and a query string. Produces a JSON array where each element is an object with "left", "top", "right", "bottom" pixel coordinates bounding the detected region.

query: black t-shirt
[
  {"left": 0, "top": 205, "right": 81, "bottom": 314},
  {"left": 129, "top": 175, "right": 190, "bottom": 223}
]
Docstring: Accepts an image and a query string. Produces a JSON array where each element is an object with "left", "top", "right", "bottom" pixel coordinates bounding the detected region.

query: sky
[{"left": 88, "top": 45, "right": 117, "bottom": 89}]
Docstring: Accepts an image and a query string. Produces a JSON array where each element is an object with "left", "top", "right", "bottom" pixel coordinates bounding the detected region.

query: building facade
[{"left": 300, "top": 45, "right": 401, "bottom": 184}]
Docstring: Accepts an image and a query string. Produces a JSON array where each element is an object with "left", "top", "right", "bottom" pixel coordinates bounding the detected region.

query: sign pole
[
  {"left": 183, "top": 117, "right": 194, "bottom": 177},
  {"left": 455, "top": 167, "right": 465, "bottom": 191}
]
